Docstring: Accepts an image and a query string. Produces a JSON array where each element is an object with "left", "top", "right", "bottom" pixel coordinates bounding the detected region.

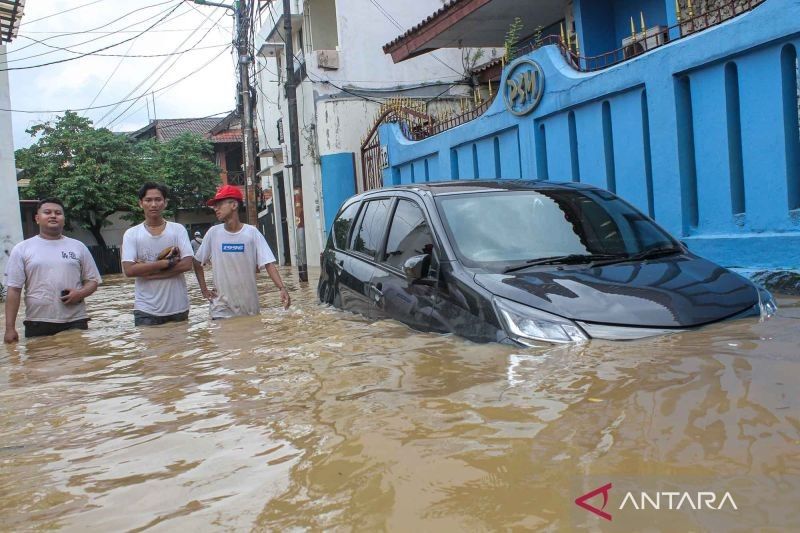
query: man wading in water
[
  {"left": 4, "top": 198, "right": 102, "bottom": 342},
  {"left": 193, "top": 185, "right": 290, "bottom": 318},
  {"left": 121, "top": 183, "right": 194, "bottom": 326}
]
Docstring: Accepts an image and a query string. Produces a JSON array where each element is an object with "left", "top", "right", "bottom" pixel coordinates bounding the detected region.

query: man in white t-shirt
[
  {"left": 4, "top": 198, "right": 102, "bottom": 342},
  {"left": 122, "top": 182, "right": 194, "bottom": 326},
  {"left": 193, "top": 185, "right": 290, "bottom": 319},
  {"left": 191, "top": 231, "right": 203, "bottom": 253}
]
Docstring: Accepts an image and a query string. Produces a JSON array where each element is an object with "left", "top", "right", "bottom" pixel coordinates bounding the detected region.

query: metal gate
[{"left": 360, "top": 133, "right": 383, "bottom": 192}]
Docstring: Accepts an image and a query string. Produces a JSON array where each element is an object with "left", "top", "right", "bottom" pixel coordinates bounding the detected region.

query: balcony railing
[
  {"left": 516, "top": 0, "right": 766, "bottom": 73},
  {"left": 225, "top": 171, "right": 245, "bottom": 186}
]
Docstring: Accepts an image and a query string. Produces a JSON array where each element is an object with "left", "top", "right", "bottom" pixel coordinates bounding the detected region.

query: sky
[{"left": 6, "top": 0, "right": 243, "bottom": 149}]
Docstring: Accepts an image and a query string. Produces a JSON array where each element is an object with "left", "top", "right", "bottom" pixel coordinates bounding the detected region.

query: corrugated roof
[
  {"left": 0, "top": 0, "right": 25, "bottom": 43},
  {"left": 382, "top": 0, "right": 462, "bottom": 52},
  {"left": 155, "top": 118, "right": 224, "bottom": 142}
]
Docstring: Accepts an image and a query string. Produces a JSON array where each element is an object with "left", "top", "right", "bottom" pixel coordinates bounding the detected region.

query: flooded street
[{"left": 1, "top": 267, "right": 799, "bottom": 531}]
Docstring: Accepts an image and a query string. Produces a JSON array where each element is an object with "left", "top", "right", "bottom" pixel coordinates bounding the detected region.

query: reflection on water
[{"left": 1, "top": 267, "right": 798, "bottom": 530}]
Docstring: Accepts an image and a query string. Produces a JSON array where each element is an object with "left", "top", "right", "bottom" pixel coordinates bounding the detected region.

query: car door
[
  {"left": 338, "top": 197, "right": 394, "bottom": 318},
  {"left": 370, "top": 196, "right": 442, "bottom": 331}
]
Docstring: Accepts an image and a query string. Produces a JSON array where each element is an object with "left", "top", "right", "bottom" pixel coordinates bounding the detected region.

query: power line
[
  {"left": 366, "top": 0, "right": 464, "bottom": 78},
  {"left": 1, "top": 46, "right": 232, "bottom": 114},
  {"left": 20, "top": 0, "right": 110, "bottom": 26},
  {"left": 0, "top": 2, "right": 184, "bottom": 72},
  {"left": 102, "top": 19, "right": 231, "bottom": 128},
  {"left": 82, "top": 39, "right": 139, "bottom": 117},
  {"left": 9, "top": 0, "right": 180, "bottom": 55},
  {"left": 100, "top": 9, "right": 229, "bottom": 127},
  {"left": 12, "top": 38, "right": 229, "bottom": 62}
]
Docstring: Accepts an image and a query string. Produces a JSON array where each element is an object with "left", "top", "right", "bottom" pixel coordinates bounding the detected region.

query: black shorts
[
  {"left": 133, "top": 310, "right": 189, "bottom": 327},
  {"left": 24, "top": 319, "right": 89, "bottom": 338}
]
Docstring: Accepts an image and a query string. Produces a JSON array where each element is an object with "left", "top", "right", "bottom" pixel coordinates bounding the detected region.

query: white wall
[
  {"left": 0, "top": 45, "right": 24, "bottom": 276},
  {"left": 253, "top": 0, "right": 479, "bottom": 269}
]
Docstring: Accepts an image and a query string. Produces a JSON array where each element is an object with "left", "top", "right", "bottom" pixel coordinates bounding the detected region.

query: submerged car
[{"left": 318, "top": 180, "right": 776, "bottom": 345}]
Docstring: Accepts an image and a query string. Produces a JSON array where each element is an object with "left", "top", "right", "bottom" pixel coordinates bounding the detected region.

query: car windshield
[{"left": 435, "top": 188, "right": 679, "bottom": 269}]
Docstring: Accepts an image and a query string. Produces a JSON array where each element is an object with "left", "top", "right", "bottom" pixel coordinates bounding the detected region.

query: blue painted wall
[
  {"left": 320, "top": 152, "right": 356, "bottom": 235},
  {"left": 380, "top": 0, "right": 800, "bottom": 269}
]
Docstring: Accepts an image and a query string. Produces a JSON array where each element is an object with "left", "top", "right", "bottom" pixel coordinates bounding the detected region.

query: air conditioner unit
[
  {"left": 622, "top": 25, "right": 667, "bottom": 59},
  {"left": 315, "top": 49, "right": 339, "bottom": 70}
]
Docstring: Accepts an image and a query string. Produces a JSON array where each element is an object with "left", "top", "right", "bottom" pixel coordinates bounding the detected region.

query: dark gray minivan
[{"left": 318, "top": 180, "right": 776, "bottom": 346}]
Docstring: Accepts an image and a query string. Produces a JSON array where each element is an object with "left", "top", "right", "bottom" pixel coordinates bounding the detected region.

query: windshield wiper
[
  {"left": 503, "top": 253, "right": 625, "bottom": 274},
  {"left": 591, "top": 246, "right": 683, "bottom": 267}
]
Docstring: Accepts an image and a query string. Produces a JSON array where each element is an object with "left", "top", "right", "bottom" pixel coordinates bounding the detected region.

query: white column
[{"left": 0, "top": 45, "right": 24, "bottom": 278}]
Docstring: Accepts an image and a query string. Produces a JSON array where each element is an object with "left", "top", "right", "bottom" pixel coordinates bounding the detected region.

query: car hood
[{"left": 473, "top": 254, "right": 758, "bottom": 328}]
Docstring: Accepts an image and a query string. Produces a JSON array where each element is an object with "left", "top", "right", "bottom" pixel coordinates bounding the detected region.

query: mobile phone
[{"left": 60, "top": 289, "right": 70, "bottom": 297}]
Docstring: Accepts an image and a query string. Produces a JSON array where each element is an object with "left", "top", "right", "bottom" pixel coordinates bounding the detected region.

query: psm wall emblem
[{"left": 503, "top": 58, "right": 545, "bottom": 116}]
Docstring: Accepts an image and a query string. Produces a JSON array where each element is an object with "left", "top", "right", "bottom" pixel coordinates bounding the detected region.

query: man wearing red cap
[{"left": 193, "top": 185, "right": 290, "bottom": 318}]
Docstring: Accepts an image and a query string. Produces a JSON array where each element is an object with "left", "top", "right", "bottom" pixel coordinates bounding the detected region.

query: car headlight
[
  {"left": 493, "top": 296, "right": 588, "bottom": 345},
  {"left": 757, "top": 286, "right": 777, "bottom": 321}
]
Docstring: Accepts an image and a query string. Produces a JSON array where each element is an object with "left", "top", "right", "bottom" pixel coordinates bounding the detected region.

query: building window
[{"left": 308, "top": 0, "right": 338, "bottom": 51}]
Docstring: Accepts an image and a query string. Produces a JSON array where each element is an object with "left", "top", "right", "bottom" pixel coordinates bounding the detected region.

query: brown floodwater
[{"left": 1, "top": 267, "right": 798, "bottom": 531}]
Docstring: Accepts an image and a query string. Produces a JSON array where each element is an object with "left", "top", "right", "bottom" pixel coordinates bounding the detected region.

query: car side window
[
  {"left": 383, "top": 199, "right": 435, "bottom": 270},
  {"left": 350, "top": 198, "right": 393, "bottom": 258},
  {"left": 332, "top": 202, "right": 360, "bottom": 250}
]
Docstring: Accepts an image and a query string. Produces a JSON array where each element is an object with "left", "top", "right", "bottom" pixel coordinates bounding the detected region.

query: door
[
  {"left": 337, "top": 197, "right": 393, "bottom": 318},
  {"left": 274, "top": 172, "right": 291, "bottom": 265},
  {"left": 370, "top": 198, "right": 440, "bottom": 331}
]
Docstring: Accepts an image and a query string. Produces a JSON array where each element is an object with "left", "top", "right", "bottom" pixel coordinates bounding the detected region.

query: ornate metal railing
[{"left": 516, "top": 0, "right": 766, "bottom": 72}]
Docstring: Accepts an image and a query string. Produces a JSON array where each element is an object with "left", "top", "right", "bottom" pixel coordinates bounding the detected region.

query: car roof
[{"left": 356, "top": 179, "right": 599, "bottom": 200}]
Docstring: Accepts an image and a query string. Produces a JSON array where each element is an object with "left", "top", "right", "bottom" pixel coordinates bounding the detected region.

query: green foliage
[
  {"left": 504, "top": 17, "right": 524, "bottom": 62},
  {"left": 131, "top": 133, "right": 219, "bottom": 218},
  {"left": 15, "top": 112, "right": 221, "bottom": 250},
  {"left": 16, "top": 112, "right": 141, "bottom": 248}
]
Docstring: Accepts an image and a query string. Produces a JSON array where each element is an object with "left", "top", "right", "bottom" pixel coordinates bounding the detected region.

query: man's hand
[
  {"left": 4, "top": 329, "right": 19, "bottom": 344},
  {"left": 60, "top": 288, "right": 84, "bottom": 305},
  {"left": 280, "top": 288, "right": 290, "bottom": 309},
  {"left": 201, "top": 287, "right": 218, "bottom": 300}
]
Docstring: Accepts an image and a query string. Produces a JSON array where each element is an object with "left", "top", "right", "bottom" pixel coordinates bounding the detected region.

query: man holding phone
[{"left": 3, "top": 198, "right": 102, "bottom": 342}]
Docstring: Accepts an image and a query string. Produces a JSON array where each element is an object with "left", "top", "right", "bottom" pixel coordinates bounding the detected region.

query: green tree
[
  {"left": 16, "top": 114, "right": 222, "bottom": 250},
  {"left": 16, "top": 111, "right": 141, "bottom": 249},
  {"left": 154, "top": 132, "right": 220, "bottom": 212}
]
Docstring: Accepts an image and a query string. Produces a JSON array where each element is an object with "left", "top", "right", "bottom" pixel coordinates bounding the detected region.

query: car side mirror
[{"left": 403, "top": 254, "right": 431, "bottom": 282}]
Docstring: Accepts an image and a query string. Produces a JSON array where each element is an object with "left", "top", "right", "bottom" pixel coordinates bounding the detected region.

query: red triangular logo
[{"left": 575, "top": 483, "right": 613, "bottom": 521}]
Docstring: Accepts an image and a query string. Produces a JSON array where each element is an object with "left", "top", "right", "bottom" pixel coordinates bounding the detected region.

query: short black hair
[
  {"left": 138, "top": 182, "right": 169, "bottom": 200},
  {"left": 36, "top": 197, "right": 64, "bottom": 212}
]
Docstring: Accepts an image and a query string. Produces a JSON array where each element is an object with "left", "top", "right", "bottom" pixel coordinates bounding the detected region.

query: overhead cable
[{"left": 0, "top": 2, "right": 184, "bottom": 72}]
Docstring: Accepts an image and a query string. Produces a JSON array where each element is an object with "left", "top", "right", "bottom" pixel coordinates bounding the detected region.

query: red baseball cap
[{"left": 206, "top": 184, "right": 244, "bottom": 206}]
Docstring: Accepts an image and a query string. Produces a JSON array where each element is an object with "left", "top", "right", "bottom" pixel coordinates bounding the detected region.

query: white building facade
[
  {"left": 1, "top": 1, "right": 25, "bottom": 280},
  {"left": 253, "top": 0, "right": 487, "bottom": 267}
]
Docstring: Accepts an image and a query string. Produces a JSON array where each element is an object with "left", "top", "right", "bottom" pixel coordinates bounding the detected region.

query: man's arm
[
  {"left": 193, "top": 258, "right": 217, "bottom": 300},
  {"left": 4, "top": 287, "right": 22, "bottom": 343},
  {"left": 122, "top": 259, "right": 171, "bottom": 277},
  {"left": 264, "top": 263, "right": 290, "bottom": 309},
  {"left": 140, "top": 256, "right": 193, "bottom": 279}
]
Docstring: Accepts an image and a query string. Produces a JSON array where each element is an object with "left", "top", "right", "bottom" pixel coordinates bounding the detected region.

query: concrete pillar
[{"left": 0, "top": 45, "right": 24, "bottom": 278}]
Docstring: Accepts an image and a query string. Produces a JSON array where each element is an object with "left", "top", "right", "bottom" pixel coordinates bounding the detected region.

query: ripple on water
[{"left": 1, "top": 268, "right": 799, "bottom": 530}]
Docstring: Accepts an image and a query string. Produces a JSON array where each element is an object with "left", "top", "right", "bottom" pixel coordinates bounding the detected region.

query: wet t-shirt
[
  {"left": 121, "top": 222, "right": 193, "bottom": 316},
  {"left": 3, "top": 235, "right": 102, "bottom": 323},
  {"left": 194, "top": 224, "right": 276, "bottom": 319}
]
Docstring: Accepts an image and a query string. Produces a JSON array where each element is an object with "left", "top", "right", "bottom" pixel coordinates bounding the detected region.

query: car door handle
[{"left": 370, "top": 283, "right": 383, "bottom": 302}]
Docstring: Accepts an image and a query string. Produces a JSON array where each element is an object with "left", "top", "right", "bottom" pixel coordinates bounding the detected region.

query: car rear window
[
  {"left": 332, "top": 202, "right": 360, "bottom": 249},
  {"left": 350, "top": 198, "right": 393, "bottom": 258}
]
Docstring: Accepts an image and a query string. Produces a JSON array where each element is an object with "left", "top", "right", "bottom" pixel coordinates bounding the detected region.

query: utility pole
[
  {"left": 282, "top": 0, "right": 308, "bottom": 282},
  {"left": 193, "top": 0, "right": 258, "bottom": 227}
]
